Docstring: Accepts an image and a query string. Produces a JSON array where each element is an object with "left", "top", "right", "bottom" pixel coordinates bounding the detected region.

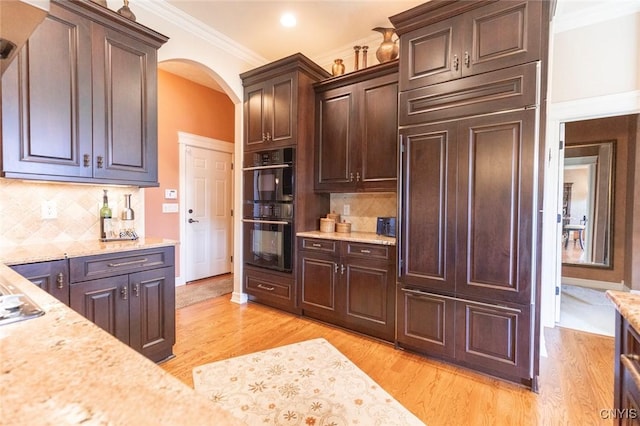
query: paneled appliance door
[{"left": 243, "top": 219, "right": 293, "bottom": 272}]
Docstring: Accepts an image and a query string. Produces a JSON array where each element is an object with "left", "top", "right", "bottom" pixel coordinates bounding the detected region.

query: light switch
[{"left": 162, "top": 203, "right": 179, "bottom": 213}]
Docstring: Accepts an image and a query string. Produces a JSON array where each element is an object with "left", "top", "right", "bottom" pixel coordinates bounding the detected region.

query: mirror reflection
[{"left": 562, "top": 141, "right": 614, "bottom": 267}]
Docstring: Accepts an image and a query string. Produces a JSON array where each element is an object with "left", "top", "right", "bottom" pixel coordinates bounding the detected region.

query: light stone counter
[
  {"left": 0, "top": 264, "right": 245, "bottom": 425},
  {"left": 297, "top": 230, "right": 396, "bottom": 246},
  {"left": 0, "top": 238, "right": 178, "bottom": 265},
  {"left": 607, "top": 290, "right": 640, "bottom": 332}
]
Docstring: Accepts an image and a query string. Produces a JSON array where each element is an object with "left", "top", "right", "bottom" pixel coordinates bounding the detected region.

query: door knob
[{"left": 188, "top": 218, "right": 199, "bottom": 223}]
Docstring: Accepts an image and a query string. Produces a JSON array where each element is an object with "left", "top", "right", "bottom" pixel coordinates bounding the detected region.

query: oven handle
[
  {"left": 242, "top": 164, "right": 292, "bottom": 171},
  {"left": 242, "top": 219, "right": 290, "bottom": 225}
]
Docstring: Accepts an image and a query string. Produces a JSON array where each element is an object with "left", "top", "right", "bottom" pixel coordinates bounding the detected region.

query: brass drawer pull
[
  {"left": 108, "top": 258, "right": 148, "bottom": 268},
  {"left": 257, "top": 284, "right": 275, "bottom": 291}
]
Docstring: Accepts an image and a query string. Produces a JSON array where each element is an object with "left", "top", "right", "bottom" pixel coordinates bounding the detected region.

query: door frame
[
  {"left": 540, "top": 89, "right": 640, "bottom": 330},
  {"left": 177, "top": 131, "right": 234, "bottom": 285}
]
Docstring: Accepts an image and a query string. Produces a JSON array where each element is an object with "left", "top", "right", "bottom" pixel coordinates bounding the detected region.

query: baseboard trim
[
  {"left": 230, "top": 291, "right": 248, "bottom": 304},
  {"left": 561, "top": 276, "right": 626, "bottom": 291}
]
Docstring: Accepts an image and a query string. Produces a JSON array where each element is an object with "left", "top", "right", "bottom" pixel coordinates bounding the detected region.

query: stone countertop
[
  {"left": 607, "top": 290, "right": 640, "bottom": 332},
  {"left": 0, "top": 264, "right": 245, "bottom": 425},
  {"left": 297, "top": 230, "right": 396, "bottom": 246},
  {"left": 0, "top": 237, "right": 178, "bottom": 265}
]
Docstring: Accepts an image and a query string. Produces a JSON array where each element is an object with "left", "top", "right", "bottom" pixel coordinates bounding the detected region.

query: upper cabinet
[
  {"left": 393, "top": 0, "right": 543, "bottom": 91},
  {"left": 1, "top": 0, "right": 168, "bottom": 187},
  {"left": 241, "top": 54, "right": 331, "bottom": 152},
  {"left": 314, "top": 61, "right": 398, "bottom": 193}
]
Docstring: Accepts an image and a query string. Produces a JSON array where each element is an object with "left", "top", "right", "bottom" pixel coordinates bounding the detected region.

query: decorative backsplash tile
[
  {"left": 330, "top": 193, "right": 397, "bottom": 232},
  {"left": 0, "top": 179, "right": 144, "bottom": 249}
]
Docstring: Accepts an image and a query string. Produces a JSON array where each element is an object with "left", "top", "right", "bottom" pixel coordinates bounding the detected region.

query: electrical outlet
[
  {"left": 343, "top": 204, "right": 350, "bottom": 216},
  {"left": 41, "top": 200, "right": 57, "bottom": 219}
]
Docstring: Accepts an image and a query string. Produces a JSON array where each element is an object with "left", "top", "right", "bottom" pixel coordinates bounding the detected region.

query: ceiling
[{"left": 157, "top": 0, "right": 424, "bottom": 92}]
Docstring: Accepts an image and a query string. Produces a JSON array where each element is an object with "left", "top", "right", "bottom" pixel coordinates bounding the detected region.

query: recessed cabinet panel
[
  {"left": 92, "top": 25, "right": 158, "bottom": 183},
  {"left": 300, "top": 254, "right": 337, "bottom": 312},
  {"left": 10, "top": 260, "right": 70, "bottom": 305},
  {"left": 401, "top": 123, "right": 456, "bottom": 293},
  {"left": 456, "top": 109, "right": 536, "bottom": 304},
  {"left": 456, "top": 300, "right": 530, "bottom": 379},
  {"left": 271, "top": 78, "right": 294, "bottom": 143},
  {"left": 317, "top": 92, "right": 352, "bottom": 186},
  {"left": 246, "top": 87, "right": 266, "bottom": 147},
  {"left": 361, "top": 80, "right": 398, "bottom": 184},
  {"left": 346, "top": 264, "right": 387, "bottom": 324},
  {"left": 1, "top": 6, "right": 93, "bottom": 178},
  {"left": 396, "top": 288, "right": 455, "bottom": 358}
]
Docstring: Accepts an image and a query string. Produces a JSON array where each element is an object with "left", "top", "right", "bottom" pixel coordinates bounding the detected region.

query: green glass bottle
[{"left": 100, "top": 189, "right": 112, "bottom": 239}]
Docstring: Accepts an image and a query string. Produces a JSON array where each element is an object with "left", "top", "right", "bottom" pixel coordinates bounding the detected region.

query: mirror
[{"left": 562, "top": 141, "right": 615, "bottom": 267}]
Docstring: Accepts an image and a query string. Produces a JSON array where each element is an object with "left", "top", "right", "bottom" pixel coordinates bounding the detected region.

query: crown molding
[
  {"left": 553, "top": 0, "right": 640, "bottom": 33},
  {"left": 132, "top": 0, "right": 267, "bottom": 68}
]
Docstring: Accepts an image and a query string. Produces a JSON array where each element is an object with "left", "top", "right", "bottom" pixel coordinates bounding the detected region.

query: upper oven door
[{"left": 243, "top": 165, "right": 294, "bottom": 202}]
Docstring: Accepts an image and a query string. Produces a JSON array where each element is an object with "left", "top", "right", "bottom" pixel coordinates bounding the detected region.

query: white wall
[{"left": 540, "top": 1, "right": 640, "bottom": 330}]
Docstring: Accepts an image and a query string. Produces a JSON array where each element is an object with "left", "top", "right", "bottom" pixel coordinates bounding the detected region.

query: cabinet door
[
  {"left": 455, "top": 109, "right": 537, "bottom": 304},
  {"left": 358, "top": 74, "right": 398, "bottom": 191},
  {"left": 10, "top": 260, "right": 70, "bottom": 306},
  {"left": 1, "top": 3, "right": 93, "bottom": 179},
  {"left": 344, "top": 255, "right": 395, "bottom": 341},
  {"left": 299, "top": 251, "right": 341, "bottom": 321},
  {"left": 455, "top": 299, "right": 531, "bottom": 381},
  {"left": 396, "top": 287, "right": 455, "bottom": 359},
  {"left": 129, "top": 267, "right": 175, "bottom": 362},
  {"left": 399, "top": 121, "right": 457, "bottom": 294},
  {"left": 70, "top": 275, "right": 130, "bottom": 344},
  {"left": 244, "top": 81, "right": 269, "bottom": 150},
  {"left": 399, "top": 14, "right": 462, "bottom": 91},
  {"left": 463, "top": 1, "right": 542, "bottom": 78},
  {"left": 91, "top": 24, "right": 159, "bottom": 185},
  {"left": 315, "top": 85, "right": 356, "bottom": 191},
  {"left": 244, "top": 74, "right": 296, "bottom": 151}
]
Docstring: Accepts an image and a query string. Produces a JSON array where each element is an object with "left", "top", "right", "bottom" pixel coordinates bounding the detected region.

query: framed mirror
[{"left": 562, "top": 141, "right": 615, "bottom": 268}]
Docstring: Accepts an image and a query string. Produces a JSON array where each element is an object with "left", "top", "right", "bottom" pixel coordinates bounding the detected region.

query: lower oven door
[{"left": 243, "top": 219, "right": 293, "bottom": 272}]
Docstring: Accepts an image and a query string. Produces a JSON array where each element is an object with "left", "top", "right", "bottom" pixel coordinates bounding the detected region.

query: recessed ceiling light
[{"left": 280, "top": 12, "right": 296, "bottom": 28}]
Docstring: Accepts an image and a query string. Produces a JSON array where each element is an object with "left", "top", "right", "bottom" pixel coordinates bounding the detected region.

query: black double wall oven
[{"left": 242, "top": 148, "right": 294, "bottom": 272}]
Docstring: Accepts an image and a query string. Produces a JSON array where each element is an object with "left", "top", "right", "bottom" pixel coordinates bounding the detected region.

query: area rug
[
  {"left": 193, "top": 338, "right": 425, "bottom": 425},
  {"left": 175, "top": 276, "right": 233, "bottom": 309}
]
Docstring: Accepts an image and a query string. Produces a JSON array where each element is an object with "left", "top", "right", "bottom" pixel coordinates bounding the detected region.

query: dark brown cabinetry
[
  {"left": 298, "top": 237, "right": 395, "bottom": 341},
  {"left": 1, "top": 0, "right": 167, "bottom": 187},
  {"left": 69, "top": 246, "right": 175, "bottom": 362},
  {"left": 395, "top": 0, "right": 543, "bottom": 90},
  {"left": 614, "top": 313, "right": 640, "bottom": 425},
  {"left": 10, "top": 260, "right": 70, "bottom": 305},
  {"left": 241, "top": 54, "right": 331, "bottom": 313},
  {"left": 314, "top": 61, "right": 398, "bottom": 192},
  {"left": 241, "top": 53, "right": 330, "bottom": 152},
  {"left": 391, "top": 0, "right": 549, "bottom": 388}
]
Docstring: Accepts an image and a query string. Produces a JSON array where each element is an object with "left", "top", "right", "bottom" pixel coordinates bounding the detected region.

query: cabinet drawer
[
  {"left": 345, "top": 242, "right": 390, "bottom": 260},
  {"left": 300, "top": 238, "right": 338, "bottom": 253},
  {"left": 245, "top": 272, "right": 292, "bottom": 300},
  {"left": 70, "top": 247, "right": 175, "bottom": 282}
]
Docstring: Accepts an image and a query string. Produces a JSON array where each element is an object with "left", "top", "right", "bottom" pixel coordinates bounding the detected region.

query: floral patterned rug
[{"left": 192, "top": 338, "right": 425, "bottom": 425}]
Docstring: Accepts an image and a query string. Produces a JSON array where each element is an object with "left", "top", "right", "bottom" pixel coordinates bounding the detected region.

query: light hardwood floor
[{"left": 161, "top": 295, "right": 614, "bottom": 425}]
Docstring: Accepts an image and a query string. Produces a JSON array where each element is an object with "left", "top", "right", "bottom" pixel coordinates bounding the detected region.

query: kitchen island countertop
[
  {"left": 297, "top": 230, "right": 396, "bottom": 246},
  {"left": 0, "top": 237, "right": 178, "bottom": 265},
  {"left": 607, "top": 290, "right": 640, "bottom": 332},
  {"left": 0, "top": 263, "right": 245, "bottom": 425}
]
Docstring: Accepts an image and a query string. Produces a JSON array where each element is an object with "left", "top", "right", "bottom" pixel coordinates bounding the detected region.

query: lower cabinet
[
  {"left": 298, "top": 237, "right": 395, "bottom": 341},
  {"left": 397, "top": 287, "right": 531, "bottom": 384},
  {"left": 10, "top": 259, "right": 70, "bottom": 305},
  {"left": 69, "top": 247, "right": 176, "bottom": 363},
  {"left": 615, "top": 313, "right": 640, "bottom": 425}
]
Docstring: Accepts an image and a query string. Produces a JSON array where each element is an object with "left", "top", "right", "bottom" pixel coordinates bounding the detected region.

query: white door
[
  {"left": 185, "top": 145, "right": 232, "bottom": 282},
  {"left": 555, "top": 123, "right": 566, "bottom": 323}
]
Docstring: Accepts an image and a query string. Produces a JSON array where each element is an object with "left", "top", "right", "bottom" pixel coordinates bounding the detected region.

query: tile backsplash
[
  {"left": 0, "top": 179, "right": 144, "bottom": 249},
  {"left": 329, "top": 193, "right": 397, "bottom": 232}
]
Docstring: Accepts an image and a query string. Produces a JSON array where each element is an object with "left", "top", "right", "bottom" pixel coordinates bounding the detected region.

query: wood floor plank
[{"left": 161, "top": 295, "right": 614, "bottom": 425}]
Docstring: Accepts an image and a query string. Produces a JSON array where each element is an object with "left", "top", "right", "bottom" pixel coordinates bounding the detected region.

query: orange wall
[{"left": 146, "top": 70, "right": 234, "bottom": 277}]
